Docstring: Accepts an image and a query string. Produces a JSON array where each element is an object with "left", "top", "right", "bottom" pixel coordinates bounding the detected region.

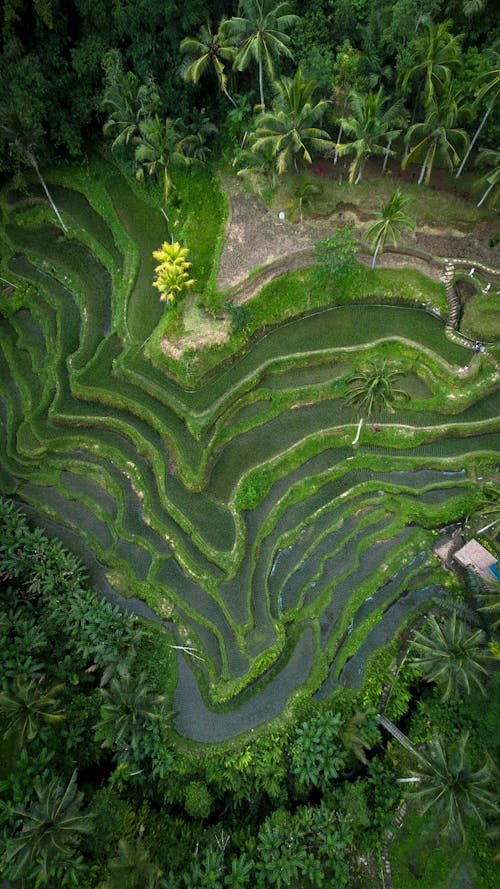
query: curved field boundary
[{"left": 1, "top": 162, "right": 499, "bottom": 740}]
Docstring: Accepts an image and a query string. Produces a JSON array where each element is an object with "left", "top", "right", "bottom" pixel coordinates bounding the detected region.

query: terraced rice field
[{"left": 1, "top": 161, "right": 499, "bottom": 741}]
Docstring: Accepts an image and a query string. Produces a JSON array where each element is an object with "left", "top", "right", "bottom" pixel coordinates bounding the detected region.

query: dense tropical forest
[{"left": 0, "top": 0, "right": 499, "bottom": 887}]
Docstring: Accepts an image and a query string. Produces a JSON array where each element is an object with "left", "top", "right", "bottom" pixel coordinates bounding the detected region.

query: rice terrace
[
  {"left": 1, "top": 3, "right": 500, "bottom": 882},
  {"left": 1, "top": 158, "right": 498, "bottom": 743}
]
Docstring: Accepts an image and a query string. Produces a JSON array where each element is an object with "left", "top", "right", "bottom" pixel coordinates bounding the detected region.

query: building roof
[{"left": 454, "top": 539, "right": 498, "bottom": 579}]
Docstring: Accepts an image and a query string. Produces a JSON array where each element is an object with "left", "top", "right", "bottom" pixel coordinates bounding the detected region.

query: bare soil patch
[{"left": 218, "top": 165, "right": 499, "bottom": 291}]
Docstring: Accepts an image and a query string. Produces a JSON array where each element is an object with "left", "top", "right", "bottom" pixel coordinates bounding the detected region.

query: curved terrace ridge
[{"left": 0, "top": 161, "right": 498, "bottom": 742}]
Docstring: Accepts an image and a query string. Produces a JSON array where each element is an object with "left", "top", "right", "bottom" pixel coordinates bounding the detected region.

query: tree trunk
[
  {"left": 355, "top": 159, "right": 365, "bottom": 185},
  {"left": 456, "top": 104, "right": 491, "bottom": 178},
  {"left": 382, "top": 137, "right": 393, "bottom": 173},
  {"left": 371, "top": 237, "right": 382, "bottom": 269},
  {"left": 223, "top": 88, "right": 237, "bottom": 108},
  {"left": 477, "top": 180, "right": 494, "bottom": 207},
  {"left": 258, "top": 57, "right": 265, "bottom": 108},
  {"left": 27, "top": 151, "right": 68, "bottom": 233},
  {"left": 334, "top": 123, "right": 343, "bottom": 164},
  {"left": 418, "top": 145, "right": 432, "bottom": 185}
]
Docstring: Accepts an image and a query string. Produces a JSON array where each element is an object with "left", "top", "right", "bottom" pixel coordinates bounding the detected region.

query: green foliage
[
  {"left": 408, "top": 612, "right": 493, "bottom": 701},
  {"left": 406, "top": 732, "right": 500, "bottom": 841},
  {"left": 345, "top": 359, "right": 410, "bottom": 418},
  {"left": 290, "top": 709, "right": 348, "bottom": 792},
  {"left": 1, "top": 769, "right": 94, "bottom": 885},
  {"left": 255, "top": 802, "right": 351, "bottom": 887},
  {"left": 0, "top": 675, "right": 66, "bottom": 749},
  {"left": 184, "top": 780, "right": 213, "bottom": 820},
  {"left": 313, "top": 223, "right": 360, "bottom": 282}
]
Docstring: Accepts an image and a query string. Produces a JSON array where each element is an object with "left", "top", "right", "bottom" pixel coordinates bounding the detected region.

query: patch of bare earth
[
  {"left": 161, "top": 168, "right": 498, "bottom": 355},
  {"left": 160, "top": 295, "right": 231, "bottom": 359}
]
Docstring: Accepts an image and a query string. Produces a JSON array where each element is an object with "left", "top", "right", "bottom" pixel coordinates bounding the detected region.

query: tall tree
[
  {"left": 94, "top": 668, "right": 168, "bottom": 760},
  {"left": 336, "top": 88, "right": 402, "bottom": 184},
  {"left": 228, "top": 0, "right": 299, "bottom": 108},
  {"left": 101, "top": 49, "right": 161, "bottom": 152},
  {"left": 0, "top": 109, "right": 68, "bottom": 232},
  {"left": 399, "top": 19, "right": 463, "bottom": 108},
  {"left": 403, "top": 91, "right": 469, "bottom": 185},
  {"left": 250, "top": 67, "right": 333, "bottom": 174},
  {"left": 408, "top": 612, "right": 493, "bottom": 701},
  {"left": 135, "top": 115, "right": 191, "bottom": 202},
  {"left": 103, "top": 830, "right": 163, "bottom": 889},
  {"left": 364, "top": 189, "right": 415, "bottom": 268},
  {"left": 456, "top": 57, "right": 500, "bottom": 177},
  {"left": 474, "top": 146, "right": 500, "bottom": 208},
  {"left": 2, "top": 770, "right": 93, "bottom": 885},
  {"left": 180, "top": 21, "right": 238, "bottom": 107},
  {"left": 0, "top": 675, "right": 66, "bottom": 749},
  {"left": 406, "top": 733, "right": 499, "bottom": 840}
]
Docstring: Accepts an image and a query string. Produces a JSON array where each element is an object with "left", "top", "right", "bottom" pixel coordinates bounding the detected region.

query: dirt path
[
  {"left": 161, "top": 170, "right": 499, "bottom": 355},
  {"left": 218, "top": 178, "right": 499, "bottom": 292}
]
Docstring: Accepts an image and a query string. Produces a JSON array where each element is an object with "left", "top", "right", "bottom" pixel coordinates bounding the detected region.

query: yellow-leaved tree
[{"left": 152, "top": 241, "right": 195, "bottom": 305}]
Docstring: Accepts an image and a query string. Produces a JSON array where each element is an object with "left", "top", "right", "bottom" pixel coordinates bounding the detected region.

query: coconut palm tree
[
  {"left": 406, "top": 732, "right": 499, "bottom": 840},
  {"left": 152, "top": 241, "right": 195, "bottom": 305},
  {"left": 101, "top": 49, "right": 161, "bottom": 152},
  {"left": 0, "top": 675, "right": 66, "bottom": 748},
  {"left": 403, "top": 91, "right": 469, "bottom": 185},
  {"left": 103, "top": 829, "right": 163, "bottom": 889},
  {"left": 364, "top": 189, "right": 415, "bottom": 268},
  {"left": 94, "top": 668, "right": 167, "bottom": 759},
  {"left": 2, "top": 770, "right": 93, "bottom": 884},
  {"left": 475, "top": 146, "right": 500, "bottom": 208},
  {"left": 408, "top": 612, "right": 493, "bottom": 701},
  {"left": 250, "top": 68, "right": 333, "bottom": 174},
  {"left": 336, "top": 88, "right": 402, "bottom": 184},
  {"left": 134, "top": 115, "right": 191, "bottom": 202},
  {"left": 345, "top": 360, "right": 409, "bottom": 417},
  {"left": 0, "top": 109, "right": 68, "bottom": 232},
  {"left": 228, "top": 0, "right": 299, "bottom": 108},
  {"left": 455, "top": 57, "right": 500, "bottom": 177},
  {"left": 180, "top": 21, "right": 238, "bottom": 107},
  {"left": 399, "top": 19, "right": 463, "bottom": 108}
]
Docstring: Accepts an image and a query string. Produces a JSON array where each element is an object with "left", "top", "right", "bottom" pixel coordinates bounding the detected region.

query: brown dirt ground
[{"left": 162, "top": 160, "right": 499, "bottom": 356}]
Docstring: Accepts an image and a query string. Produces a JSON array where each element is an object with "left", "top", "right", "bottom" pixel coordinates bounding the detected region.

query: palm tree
[
  {"left": 340, "top": 710, "right": 380, "bottom": 765},
  {"left": 152, "top": 241, "right": 195, "bottom": 305},
  {"left": 94, "top": 668, "right": 167, "bottom": 759},
  {"left": 408, "top": 612, "right": 493, "bottom": 701},
  {"left": 364, "top": 189, "right": 415, "bottom": 268},
  {"left": 250, "top": 68, "right": 333, "bottom": 174},
  {"left": 406, "top": 733, "right": 499, "bottom": 840},
  {"left": 345, "top": 359, "right": 409, "bottom": 418},
  {"left": 399, "top": 19, "right": 463, "bottom": 108},
  {"left": 336, "top": 88, "right": 402, "bottom": 184},
  {"left": 0, "top": 675, "right": 66, "bottom": 748},
  {"left": 135, "top": 115, "right": 191, "bottom": 202},
  {"left": 180, "top": 21, "right": 238, "bottom": 107},
  {"left": 101, "top": 49, "right": 161, "bottom": 152},
  {"left": 228, "top": 0, "right": 299, "bottom": 108},
  {"left": 103, "top": 829, "right": 163, "bottom": 889},
  {"left": 455, "top": 57, "right": 500, "bottom": 177},
  {"left": 181, "top": 108, "right": 218, "bottom": 162},
  {"left": 403, "top": 92, "right": 469, "bottom": 185},
  {"left": 292, "top": 180, "right": 320, "bottom": 221},
  {"left": 3, "top": 770, "right": 94, "bottom": 884},
  {"left": 475, "top": 146, "right": 500, "bottom": 208},
  {"left": 0, "top": 109, "right": 68, "bottom": 232}
]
